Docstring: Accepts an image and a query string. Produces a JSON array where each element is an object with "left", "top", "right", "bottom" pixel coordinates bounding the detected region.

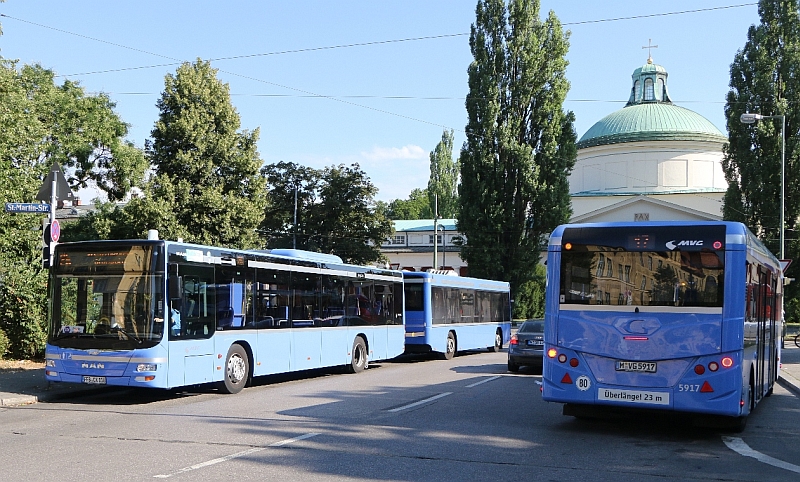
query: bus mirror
[{"left": 169, "top": 275, "right": 182, "bottom": 300}]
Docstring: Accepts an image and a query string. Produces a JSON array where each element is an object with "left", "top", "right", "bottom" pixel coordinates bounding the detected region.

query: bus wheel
[
  {"left": 441, "top": 332, "right": 456, "bottom": 360},
  {"left": 489, "top": 329, "right": 502, "bottom": 352},
  {"left": 349, "top": 336, "right": 367, "bottom": 373},
  {"left": 219, "top": 344, "right": 249, "bottom": 394}
]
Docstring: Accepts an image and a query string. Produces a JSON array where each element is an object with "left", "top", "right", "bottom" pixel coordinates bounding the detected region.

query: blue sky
[{"left": 0, "top": 1, "right": 760, "bottom": 202}]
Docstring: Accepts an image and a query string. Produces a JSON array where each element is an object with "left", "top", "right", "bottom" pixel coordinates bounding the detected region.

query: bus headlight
[
  {"left": 46, "top": 360, "right": 56, "bottom": 368},
  {"left": 136, "top": 364, "right": 158, "bottom": 372}
]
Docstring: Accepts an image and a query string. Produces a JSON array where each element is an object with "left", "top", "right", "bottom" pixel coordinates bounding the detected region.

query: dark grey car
[{"left": 508, "top": 319, "right": 544, "bottom": 372}]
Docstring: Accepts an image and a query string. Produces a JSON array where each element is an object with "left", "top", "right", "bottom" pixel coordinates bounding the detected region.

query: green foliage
[
  {"left": 386, "top": 188, "right": 434, "bottom": 220},
  {"left": 0, "top": 329, "right": 9, "bottom": 359},
  {"left": 722, "top": 0, "right": 800, "bottom": 321},
  {"left": 261, "top": 162, "right": 393, "bottom": 265},
  {"left": 0, "top": 56, "right": 142, "bottom": 358},
  {"left": 427, "top": 130, "right": 459, "bottom": 218},
  {"left": 126, "top": 59, "right": 268, "bottom": 249},
  {"left": 512, "top": 263, "right": 546, "bottom": 319},
  {"left": 458, "top": 0, "right": 576, "bottom": 301}
]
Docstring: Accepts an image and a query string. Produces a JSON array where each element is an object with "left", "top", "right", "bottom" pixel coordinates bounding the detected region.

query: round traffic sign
[{"left": 51, "top": 219, "right": 60, "bottom": 243}]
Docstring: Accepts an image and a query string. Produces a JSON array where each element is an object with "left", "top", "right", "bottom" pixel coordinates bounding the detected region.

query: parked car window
[{"left": 519, "top": 320, "right": 544, "bottom": 333}]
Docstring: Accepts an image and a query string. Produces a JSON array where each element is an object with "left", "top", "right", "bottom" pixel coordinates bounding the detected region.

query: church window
[
  {"left": 634, "top": 80, "right": 641, "bottom": 101},
  {"left": 657, "top": 78, "right": 665, "bottom": 101},
  {"left": 644, "top": 78, "right": 655, "bottom": 100}
]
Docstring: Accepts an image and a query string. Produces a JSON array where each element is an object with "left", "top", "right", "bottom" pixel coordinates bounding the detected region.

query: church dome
[
  {"left": 576, "top": 103, "right": 727, "bottom": 149},
  {"left": 576, "top": 57, "right": 726, "bottom": 149}
]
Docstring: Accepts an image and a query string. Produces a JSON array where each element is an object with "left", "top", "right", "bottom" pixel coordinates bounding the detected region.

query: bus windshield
[
  {"left": 559, "top": 226, "right": 725, "bottom": 308},
  {"left": 48, "top": 244, "right": 164, "bottom": 349}
]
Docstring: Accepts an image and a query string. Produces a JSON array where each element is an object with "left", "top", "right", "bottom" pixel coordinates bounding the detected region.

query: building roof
[
  {"left": 393, "top": 219, "right": 457, "bottom": 232},
  {"left": 577, "top": 58, "right": 726, "bottom": 149},
  {"left": 576, "top": 103, "right": 727, "bottom": 149}
]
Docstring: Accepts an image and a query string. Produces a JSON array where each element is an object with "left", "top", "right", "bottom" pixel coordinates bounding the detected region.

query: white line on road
[
  {"left": 465, "top": 375, "right": 500, "bottom": 388},
  {"left": 388, "top": 392, "right": 452, "bottom": 413},
  {"left": 722, "top": 436, "right": 800, "bottom": 474},
  {"left": 153, "top": 433, "right": 320, "bottom": 478}
]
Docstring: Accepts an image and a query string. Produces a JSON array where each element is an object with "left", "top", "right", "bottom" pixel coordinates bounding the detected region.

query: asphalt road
[{"left": 1, "top": 350, "right": 799, "bottom": 481}]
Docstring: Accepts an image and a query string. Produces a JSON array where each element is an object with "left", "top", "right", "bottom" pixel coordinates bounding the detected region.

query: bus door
[
  {"left": 253, "top": 268, "right": 291, "bottom": 376},
  {"left": 167, "top": 263, "right": 216, "bottom": 387},
  {"left": 756, "top": 267, "right": 773, "bottom": 401}
]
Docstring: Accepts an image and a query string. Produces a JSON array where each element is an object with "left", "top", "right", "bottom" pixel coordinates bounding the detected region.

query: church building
[{"left": 569, "top": 54, "right": 728, "bottom": 223}]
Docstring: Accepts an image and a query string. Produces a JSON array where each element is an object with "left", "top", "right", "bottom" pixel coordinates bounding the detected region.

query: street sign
[
  {"left": 780, "top": 259, "right": 792, "bottom": 273},
  {"left": 44, "top": 221, "right": 61, "bottom": 244},
  {"left": 51, "top": 219, "right": 60, "bottom": 243},
  {"left": 36, "top": 162, "right": 73, "bottom": 202},
  {"left": 5, "top": 203, "right": 51, "bottom": 213}
]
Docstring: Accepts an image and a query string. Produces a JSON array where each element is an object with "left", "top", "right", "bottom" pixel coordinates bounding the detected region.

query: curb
[
  {"left": 778, "top": 372, "right": 800, "bottom": 397},
  {"left": 0, "top": 394, "right": 38, "bottom": 406}
]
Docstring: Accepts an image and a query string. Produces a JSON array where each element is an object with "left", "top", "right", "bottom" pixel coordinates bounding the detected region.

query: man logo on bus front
[{"left": 665, "top": 239, "right": 703, "bottom": 250}]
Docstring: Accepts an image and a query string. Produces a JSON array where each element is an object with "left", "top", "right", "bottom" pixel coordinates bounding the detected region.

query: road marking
[
  {"left": 153, "top": 433, "right": 320, "bottom": 478},
  {"left": 465, "top": 375, "right": 500, "bottom": 388},
  {"left": 723, "top": 436, "right": 800, "bottom": 474},
  {"left": 388, "top": 392, "right": 452, "bottom": 413}
]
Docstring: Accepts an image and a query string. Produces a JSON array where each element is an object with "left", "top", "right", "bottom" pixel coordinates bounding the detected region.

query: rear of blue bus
[
  {"left": 541, "top": 222, "right": 750, "bottom": 419},
  {"left": 44, "top": 241, "right": 170, "bottom": 388}
]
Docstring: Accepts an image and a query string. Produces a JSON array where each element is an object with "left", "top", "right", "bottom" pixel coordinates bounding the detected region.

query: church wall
[{"left": 570, "top": 140, "right": 726, "bottom": 194}]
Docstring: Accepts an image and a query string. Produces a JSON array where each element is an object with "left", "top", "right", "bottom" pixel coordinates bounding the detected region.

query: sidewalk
[{"left": 2, "top": 346, "right": 800, "bottom": 407}]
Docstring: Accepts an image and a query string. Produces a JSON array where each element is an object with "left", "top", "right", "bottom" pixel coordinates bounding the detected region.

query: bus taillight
[
  {"left": 721, "top": 356, "right": 734, "bottom": 368},
  {"left": 547, "top": 348, "right": 558, "bottom": 358},
  {"left": 569, "top": 358, "right": 579, "bottom": 367},
  {"left": 708, "top": 361, "right": 719, "bottom": 372},
  {"left": 694, "top": 364, "right": 705, "bottom": 375},
  {"left": 557, "top": 353, "right": 567, "bottom": 363}
]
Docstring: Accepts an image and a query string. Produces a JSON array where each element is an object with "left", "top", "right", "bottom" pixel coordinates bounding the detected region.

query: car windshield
[{"left": 519, "top": 321, "right": 544, "bottom": 333}]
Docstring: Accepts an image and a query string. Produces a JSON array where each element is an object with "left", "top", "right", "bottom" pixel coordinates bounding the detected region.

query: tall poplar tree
[
  {"left": 130, "top": 60, "right": 267, "bottom": 249},
  {"left": 458, "top": 0, "right": 576, "bottom": 315},
  {"left": 427, "top": 129, "right": 459, "bottom": 218},
  {"left": 722, "top": 0, "right": 800, "bottom": 319}
]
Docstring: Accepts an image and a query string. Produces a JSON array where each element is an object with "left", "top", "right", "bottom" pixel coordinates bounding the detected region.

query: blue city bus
[
  {"left": 403, "top": 271, "right": 511, "bottom": 359},
  {"left": 44, "top": 236, "right": 405, "bottom": 393},
  {"left": 542, "top": 221, "right": 783, "bottom": 429}
]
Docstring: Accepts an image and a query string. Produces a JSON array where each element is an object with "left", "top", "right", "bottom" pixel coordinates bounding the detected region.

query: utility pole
[{"left": 433, "top": 194, "right": 439, "bottom": 270}]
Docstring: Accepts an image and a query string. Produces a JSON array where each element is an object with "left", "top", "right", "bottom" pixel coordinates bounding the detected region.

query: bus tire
[
  {"left": 440, "top": 332, "right": 456, "bottom": 360},
  {"left": 219, "top": 344, "right": 249, "bottom": 394},
  {"left": 349, "top": 336, "right": 367, "bottom": 373},
  {"left": 489, "top": 329, "right": 502, "bottom": 352}
]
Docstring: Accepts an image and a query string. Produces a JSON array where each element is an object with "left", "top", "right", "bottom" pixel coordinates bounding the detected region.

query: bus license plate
[
  {"left": 82, "top": 376, "right": 106, "bottom": 385},
  {"left": 615, "top": 361, "right": 656, "bottom": 373}
]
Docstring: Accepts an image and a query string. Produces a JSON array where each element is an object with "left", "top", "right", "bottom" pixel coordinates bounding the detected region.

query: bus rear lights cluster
[
  {"left": 547, "top": 348, "right": 558, "bottom": 358},
  {"left": 557, "top": 353, "right": 567, "bottom": 363},
  {"left": 569, "top": 358, "right": 579, "bottom": 367},
  {"left": 694, "top": 364, "right": 705, "bottom": 375},
  {"left": 721, "top": 356, "right": 734, "bottom": 368},
  {"left": 708, "top": 361, "right": 719, "bottom": 372}
]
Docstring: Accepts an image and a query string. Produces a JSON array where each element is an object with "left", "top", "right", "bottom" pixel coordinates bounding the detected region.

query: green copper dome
[
  {"left": 576, "top": 103, "right": 727, "bottom": 148},
  {"left": 577, "top": 58, "right": 727, "bottom": 149}
]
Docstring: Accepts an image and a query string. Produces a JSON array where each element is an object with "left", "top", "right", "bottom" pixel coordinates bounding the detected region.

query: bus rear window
[
  {"left": 404, "top": 283, "right": 424, "bottom": 311},
  {"left": 559, "top": 226, "right": 725, "bottom": 308}
]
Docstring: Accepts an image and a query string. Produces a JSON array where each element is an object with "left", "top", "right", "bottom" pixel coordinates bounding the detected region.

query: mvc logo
[{"left": 665, "top": 239, "right": 704, "bottom": 250}]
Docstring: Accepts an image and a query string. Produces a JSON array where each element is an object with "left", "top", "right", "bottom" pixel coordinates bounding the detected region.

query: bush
[
  {"left": 0, "top": 260, "right": 48, "bottom": 359},
  {"left": 0, "top": 328, "right": 9, "bottom": 359}
]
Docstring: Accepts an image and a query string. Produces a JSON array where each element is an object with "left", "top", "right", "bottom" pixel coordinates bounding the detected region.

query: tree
[
  {"left": 722, "top": 0, "right": 800, "bottom": 320},
  {"left": 458, "top": 0, "right": 576, "bottom": 317},
  {"left": 0, "top": 58, "right": 144, "bottom": 358},
  {"left": 427, "top": 130, "right": 459, "bottom": 218},
  {"left": 261, "top": 162, "right": 393, "bottom": 265},
  {"left": 131, "top": 60, "right": 267, "bottom": 249},
  {"left": 259, "top": 161, "right": 320, "bottom": 249},
  {"left": 386, "top": 188, "right": 434, "bottom": 220}
]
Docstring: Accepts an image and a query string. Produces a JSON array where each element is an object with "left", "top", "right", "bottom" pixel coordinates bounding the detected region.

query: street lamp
[{"left": 740, "top": 112, "right": 786, "bottom": 259}]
